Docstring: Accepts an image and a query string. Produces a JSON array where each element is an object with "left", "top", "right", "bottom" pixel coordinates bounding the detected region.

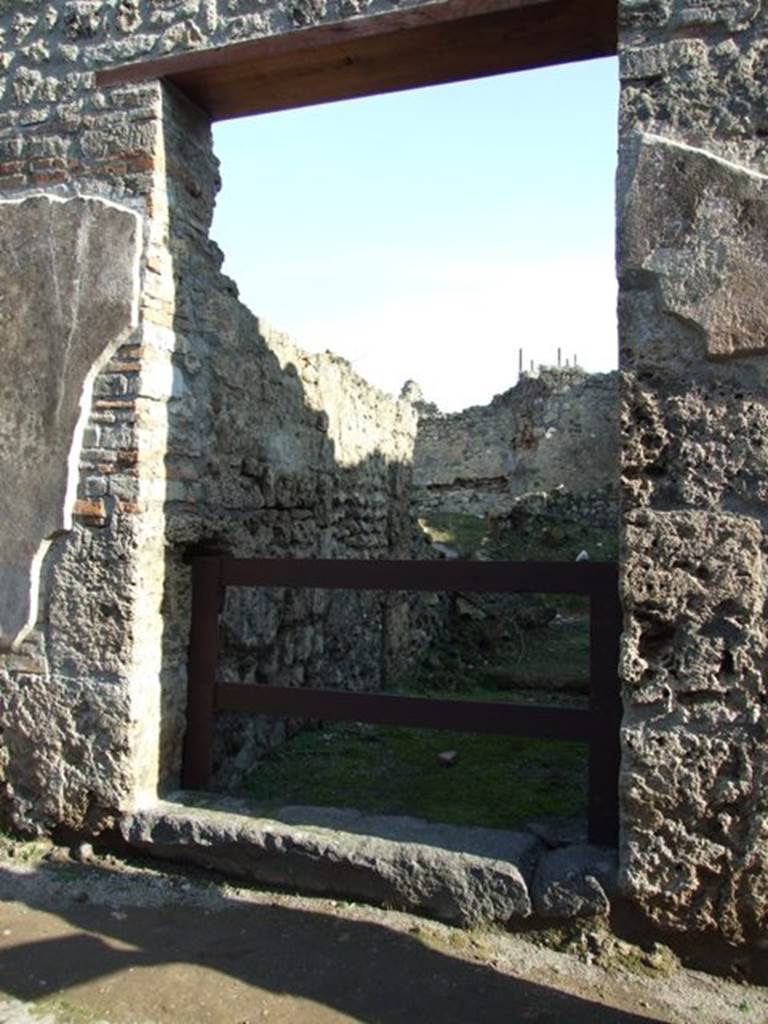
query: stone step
[{"left": 121, "top": 794, "right": 616, "bottom": 927}]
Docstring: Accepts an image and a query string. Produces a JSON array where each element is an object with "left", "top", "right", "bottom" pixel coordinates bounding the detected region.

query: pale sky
[{"left": 211, "top": 56, "right": 619, "bottom": 412}]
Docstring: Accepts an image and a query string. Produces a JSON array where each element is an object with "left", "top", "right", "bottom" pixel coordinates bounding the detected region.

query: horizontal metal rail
[
  {"left": 216, "top": 556, "right": 616, "bottom": 594},
  {"left": 216, "top": 684, "right": 591, "bottom": 739},
  {"left": 183, "top": 557, "right": 622, "bottom": 846}
]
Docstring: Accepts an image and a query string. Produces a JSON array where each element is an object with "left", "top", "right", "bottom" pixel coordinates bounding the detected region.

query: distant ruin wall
[
  {"left": 411, "top": 368, "right": 619, "bottom": 516},
  {"left": 160, "top": 92, "right": 433, "bottom": 791}
]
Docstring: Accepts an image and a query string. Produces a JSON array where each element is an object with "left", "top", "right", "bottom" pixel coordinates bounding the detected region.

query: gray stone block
[
  {"left": 532, "top": 843, "right": 618, "bottom": 919},
  {"left": 620, "top": 134, "right": 768, "bottom": 362},
  {"left": 121, "top": 795, "right": 543, "bottom": 926}
]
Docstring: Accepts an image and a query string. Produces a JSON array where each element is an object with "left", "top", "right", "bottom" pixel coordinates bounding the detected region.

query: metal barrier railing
[{"left": 182, "top": 557, "right": 622, "bottom": 845}]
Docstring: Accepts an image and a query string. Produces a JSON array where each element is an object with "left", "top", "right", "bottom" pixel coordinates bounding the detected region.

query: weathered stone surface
[
  {"left": 531, "top": 844, "right": 617, "bottom": 919},
  {"left": 0, "top": 665, "right": 134, "bottom": 835},
  {"left": 619, "top": 18, "right": 768, "bottom": 162},
  {"left": 0, "top": 0, "right": 767, "bottom": 950},
  {"left": 122, "top": 797, "right": 543, "bottom": 926},
  {"left": 620, "top": 135, "right": 768, "bottom": 362},
  {"left": 622, "top": 509, "right": 764, "bottom": 707},
  {"left": 618, "top": 134, "right": 768, "bottom": 362},
  {"left": 620, "top": 509, "right": 768, "bottom": 941},
  {"left": 621, "top": 372, "right": 768, "bottom": 512},
  {"left": 410, "top": 368, "right": 618, "bottom": 516},
  {"left": 0, "top": 194, "right": 140, "bottom": 650},
  {"left": 615, "top": 2, "right": 768, "bottom": 942}
]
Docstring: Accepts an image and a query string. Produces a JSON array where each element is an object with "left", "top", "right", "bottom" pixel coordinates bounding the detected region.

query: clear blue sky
[{"left": 212, "top": 56, "right": 619, "bottom": 412}]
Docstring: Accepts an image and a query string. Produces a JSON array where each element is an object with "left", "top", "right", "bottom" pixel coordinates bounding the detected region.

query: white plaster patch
[{"left": 0, "top": 193, "right": 142, "bottom": 649}]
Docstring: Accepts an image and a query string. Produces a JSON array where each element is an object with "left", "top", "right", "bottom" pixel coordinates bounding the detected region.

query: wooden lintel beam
[{"left": 96, "top": 0, "right": 617, "bottom": 121}]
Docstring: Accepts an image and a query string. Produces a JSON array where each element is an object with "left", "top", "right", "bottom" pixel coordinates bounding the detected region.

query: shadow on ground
[{"left": 0, "top": 860, "right": 665, "bottom": 1024}]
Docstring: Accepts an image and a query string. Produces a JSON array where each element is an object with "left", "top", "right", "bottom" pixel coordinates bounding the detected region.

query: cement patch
[{"left": 0, "top": 194, "right": 141, "bottom": 650}]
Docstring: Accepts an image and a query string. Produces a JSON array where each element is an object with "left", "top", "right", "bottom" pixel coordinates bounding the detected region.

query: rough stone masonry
[
  {"left": 0, "top": 0, "right": 766, "bottom": 947},
  {"left": 407, "top": 367, "right": 619, "bottom": 516}
]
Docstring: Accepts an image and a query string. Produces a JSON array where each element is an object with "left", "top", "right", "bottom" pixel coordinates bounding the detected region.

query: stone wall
[
  {"left": 0, "top": 12, "right": 424, "bottom": 831},
  {"left": 410, "top": 368, "right": 619, "bottom": 516},
  {"left": 487, "top": 485, "right": 619, "bottom": 540},
  {"left": 617, "top": 0, "right": 768, "bottom": 944},
  {"left": 0, "top": 0, "right": 767, "bottom": 948}
]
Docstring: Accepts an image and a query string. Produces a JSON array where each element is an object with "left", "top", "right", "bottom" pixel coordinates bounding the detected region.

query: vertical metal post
[
  {"left": 182, "top": 557, "right": 223, "bottom": 790},
  {"left": 587, "top": 566, "right": 623, "bottom": 846}
]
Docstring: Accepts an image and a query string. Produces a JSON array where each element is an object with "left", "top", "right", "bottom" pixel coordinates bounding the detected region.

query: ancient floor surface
[{"left": 0, "top": 838, "right": 765, "bottom": 1024}]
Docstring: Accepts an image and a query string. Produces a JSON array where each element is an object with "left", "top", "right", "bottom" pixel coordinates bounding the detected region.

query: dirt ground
[{"left": 0, "top": 835, "right": 765, "bottom": 1024}]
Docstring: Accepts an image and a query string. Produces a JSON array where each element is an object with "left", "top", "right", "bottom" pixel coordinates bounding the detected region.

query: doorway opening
[
  {"left": 190, "top": 54, "right": 620, "bottom": 840},
  {"left": 96, "top": 0, "right": 622, "bottom": 856}
]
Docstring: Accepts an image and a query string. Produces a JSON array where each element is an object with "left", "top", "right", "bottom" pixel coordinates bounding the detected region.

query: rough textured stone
[
  {"left": 620, "top": 134, "right": 768, "bottom": 362},
  {"left": 410, "top": 368, "right": 618, "bottom": 516},
  {"left": 0, "top": 194, "right": 140, "bottom": 650},
  {"left": 615, "top": 0, "right": 768, "bottom": 945},
  {"left": 121, "top": 797, "right": 543, "bottom": 926},
  {"left": 620, "top": 509, "right": 768, "bottom": 941},
  {"left": 622, "top": 509, "right": 764, "bottom": 706},
  {"left": 0, "top": 0, "right": 767, "bottom": 948},
  {"left": 620, "top": 372, "right": 768, "bottom": 512},
  {"left": 0, "top": 84, "right": 436, "bottom": 831},
  {"left": 619, "top": 11, "right": 768, "bottom": 166},
  {"left": 531, "top": 843, "right": 617, "bottom": 919}
]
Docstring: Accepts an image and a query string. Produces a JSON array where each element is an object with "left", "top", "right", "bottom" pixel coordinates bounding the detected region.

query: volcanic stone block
[
  {"left": 621, "top": 509, "right": 764, "bottom": 705},
  {"left": 532, "top": 843, "right": 617, "bottom": 919},
  {"left": 619, "top": 134, "right": 768, "bottom": 361},
  {"left": 0, "top": 194, "right": 141, "bottom": 650},
  {"left": 122, "top": 797, "right": 544, "bottom": 926},
  {"left": 620, "top": 508, "right": 768, "bottom": 941}
]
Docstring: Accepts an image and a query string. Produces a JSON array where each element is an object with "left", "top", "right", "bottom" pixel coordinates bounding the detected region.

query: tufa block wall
[{"left": 617, "top": 0, "right": 768, "bottom": 942}]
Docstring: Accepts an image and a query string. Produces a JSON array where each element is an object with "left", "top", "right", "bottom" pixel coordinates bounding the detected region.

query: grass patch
[
  {"left": 246, "top": 722, "right": 586, "bottom": 830},
  {"left": 242, "top": 509, "right": 612, "bottom": 830},
  {"left": 418, "top": 513, "right": 487, "bottom": 556},
  {"left": 418, "top": 511, "right": 618, "bottom": 564}
]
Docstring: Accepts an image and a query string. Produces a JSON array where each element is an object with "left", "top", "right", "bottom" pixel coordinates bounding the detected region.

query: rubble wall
[
  {"left": 0, "top": 2, "right": 424, "bottom": 832},
  {"left": 412, "top": 368, "right": 619, "bottom": 515},
  {"left": 0, "top": 0, "right": 765, "bottom": 947}
]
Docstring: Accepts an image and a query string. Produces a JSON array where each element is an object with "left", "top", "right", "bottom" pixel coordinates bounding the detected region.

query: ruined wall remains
[
  {"left": 409, "top": 368, "right": 619, "bottom": 516},
  {"left": 159, "top": 89, "right": 427, "bottom": 789},
  {"left": 0, "top": 6, "right": 423, "bottom": 831},
  {"left": 0, "top": 0, "right": 766, "bottom": 948},
  {"left": 617, "top": 0, "right": 768, "bottom": 944}
]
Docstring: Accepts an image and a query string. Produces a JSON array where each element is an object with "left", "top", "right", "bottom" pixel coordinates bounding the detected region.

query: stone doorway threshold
[{"left": 120, "top": 793, "right": 617, "bottom": 927}]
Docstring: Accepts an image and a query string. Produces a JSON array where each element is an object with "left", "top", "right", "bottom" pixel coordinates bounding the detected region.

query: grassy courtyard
[{"left": 244, "top": 510, "right": 612, "bottom": 831}]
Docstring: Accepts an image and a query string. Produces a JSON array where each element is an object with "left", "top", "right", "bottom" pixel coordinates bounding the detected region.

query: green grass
[
  {"left": 242, "top": 509, "right": 612, "bottom": 831},
  {"left": 485, "top": 520, "right": 618, "bottom": 563},
  {"left": 246, "top": 722, "right": 587, "bottom": 830},
  {"left": 418, "top": 511, "right": 619, "bottom": 564},
  {"left": 418, "top": 512, "right": 487, "bottom": 556}
]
